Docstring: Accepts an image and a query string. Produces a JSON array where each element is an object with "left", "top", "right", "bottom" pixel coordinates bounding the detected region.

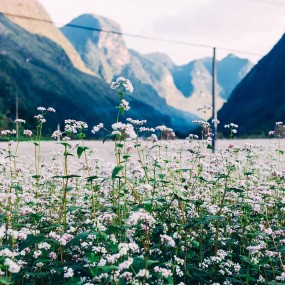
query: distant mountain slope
[
  {"left": 0, "top": 0, "right": 92, "bottom": 74},
  {"left": 218, "top": 34, "right": 285, "bottom": 136},
  {"left": 61, "top": 14, "right": 253, "bottom": 119},
  {"left": 201, "top": 54, "right": 253, "bottom": 100},
  {"left": 61, "top": 14, "right": 129, "bottom": 82},
  {"left": 0, "top": 14, "right": 198, "bottom": 136}
]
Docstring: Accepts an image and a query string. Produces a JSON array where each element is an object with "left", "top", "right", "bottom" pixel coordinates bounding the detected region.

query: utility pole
[
  {"left": 15, "top": 92, "right": 19, "bottom": 138},
  {"left": 211, "top": 47, "right": 217, "bottom": 153},
  {"left": 57, "top": 124, "right": 60, "bottom": 142}
]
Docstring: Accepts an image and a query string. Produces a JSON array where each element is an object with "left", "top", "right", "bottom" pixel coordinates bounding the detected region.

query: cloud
[
  {"left": 152, "top": 0, "right": 285, "bottom": 44},
  {"left": 38, "top": 0, "right": 285, "bottom": 63}
]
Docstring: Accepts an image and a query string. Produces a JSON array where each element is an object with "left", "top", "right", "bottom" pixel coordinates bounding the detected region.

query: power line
[{"left": 0, "top": 11, "right": 263, "bottom": 57}]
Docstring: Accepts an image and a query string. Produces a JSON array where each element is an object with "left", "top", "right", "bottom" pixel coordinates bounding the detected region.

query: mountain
[
  {"left": 172, "top": 54, "right": 253, "bottom": 101},
  {"left": 201, "top": 54, "right": 253, "bottom": 100},
  {"left": 0, "top": 14, "right": 198, "bottom": 136},
  {"left": 218, "top": 34, "right": 285, "bottom": 136},
  {"left": 61, "top": 14, "right": 129, "bottom": 82},
  {"left": 0, "top": 0, "right": 92, "bottom": 74},
  {"left": 170, "top": 58, "right": 224, "bottom": 115},
  {"left": 61, "top": 14, "right": 252, "bottom": 119}
]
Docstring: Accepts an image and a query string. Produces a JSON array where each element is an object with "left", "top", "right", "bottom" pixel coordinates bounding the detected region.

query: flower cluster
[{"left": 110, "top": 77, "right": 134, "bottom": 93}]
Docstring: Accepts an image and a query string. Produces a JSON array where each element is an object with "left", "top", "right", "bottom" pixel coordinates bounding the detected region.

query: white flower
[
  {"left": 15, "top": 119, "right": 26, "bottom": 123},
  {"left": 127, "top": 118, "right": 147, "bottom": 125},
  {"left": 49, "top": 252, "right": 57, "bottom": 260},
  {"left": 0, "top": 248, "right": 13, "bottom": 257},
  {"left": 119, "top": 258, "right": 133, "bottom": 270},
  {"left": 161, "top": 234, "right": 175, "bottom": 247},
  {"left": 0, "top": 224, "right": 5, "bottom": 239},
  {"left": 154, "top": 266, "right": 172, "bottom": 278},
  {"left": 4, "top": 258, "right": 20, "bottom": 273},
  {"left": 37, "top": 107, "right": 46, "bottom": 111},
  {"left": 112, "top": 122, "right": 137, "bottom": 139},
  {"left": 64, "top": 267, "right": 74, "bottom": 278},
  {"left": 33, "top": 250, "right": 42, "bottom": 258},
  {"left": 47, "top": 107, "right": 56, "bottom": 112},
  {"left": 38, "top": 242, "right": 51, "bottom": 250},
  {"left": 128, "top": 209, "right": 155, "bottom": 226},
  {"left": 23, "top": 129, "right": 33, "bottom": 137},
  {"left": 119, "top": 99, "right": 130, "bottom": 111},
  {"left": 136, "top": 269, "right": 150, "bottom": 278},
  {"left": 1, "top": 130, "right": 16, "bottom": 136},
  {"left": 110, "top": 77, "right": 134, "bottom": 93},
  {"left": 51, "top": 130, "right": 62, "bottom": 139},
  {"left": 91, "top": 123, "right": 104, "bottom": 134}
]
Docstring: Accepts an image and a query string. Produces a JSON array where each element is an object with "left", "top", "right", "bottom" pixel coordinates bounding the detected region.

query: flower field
[{"left": 1, "top": 78, "right": 285, "bottom": 284}]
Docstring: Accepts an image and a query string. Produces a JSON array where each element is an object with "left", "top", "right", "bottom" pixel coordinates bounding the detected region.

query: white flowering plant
[{"left": 0, "top": 79, "right": 285, "bottom": 284}]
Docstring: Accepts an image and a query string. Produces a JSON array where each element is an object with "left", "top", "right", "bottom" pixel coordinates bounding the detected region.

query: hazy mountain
[
  {"left": 218, "top": 34, "right": 285, "bottom": 136},
  {"left": 145, "top": 52, "right": 175, "bottom": 70},
  {"left": 201, "top": 54, "right": 254, "bottom": 100},
  {"left": 0, "top": 0, "right": 92, "bottom": 75},
  {"left": 61, "top": 14, "right": 129, "bottom": 83},
  {"left": 61, "top": 13, "right": 253, "bottom": 119},
  {"left": 171, "top": 59, "right": 224, "bottom": 115},
  {"left": 0, "top": 14, "right": 198, "bottom": 136}
]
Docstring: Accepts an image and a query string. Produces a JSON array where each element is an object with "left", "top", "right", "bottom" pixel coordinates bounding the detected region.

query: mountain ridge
[
  {"left": 0, "top": 0, "right": 92, "bottom": 74},
  {"left": 218, "top": 34, "right": 285, "bottom": 136},
  {"left": 0, "top": 14, "right": 198, "bottom": 137},
  {"left": 61, "top": 13, "right": 253, "bottom": 118}
]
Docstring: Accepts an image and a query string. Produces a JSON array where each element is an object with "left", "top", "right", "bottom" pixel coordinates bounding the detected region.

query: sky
[{"left": 38, "top": 0, "right": 285, "bottom": 65}]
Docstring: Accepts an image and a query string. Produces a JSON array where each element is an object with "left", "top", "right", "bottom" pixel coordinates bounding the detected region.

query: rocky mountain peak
[
  {"left": 61, "top": 14, "right": 130, "bottom": 82},
  {"left": 145, "top": 52, "right": 175, "bottom": 70}
]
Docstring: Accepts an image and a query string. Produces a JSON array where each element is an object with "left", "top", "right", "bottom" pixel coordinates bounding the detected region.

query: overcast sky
[{"left": 38, "top": 0, "right": 285, "bottom": 64}]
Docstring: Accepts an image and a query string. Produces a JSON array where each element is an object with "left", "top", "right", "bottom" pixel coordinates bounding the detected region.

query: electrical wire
[{"left": 0, "top": 11, "right": 263, "bottom": 57}]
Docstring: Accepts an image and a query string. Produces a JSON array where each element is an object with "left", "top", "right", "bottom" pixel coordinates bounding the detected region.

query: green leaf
[
  {"left": 176, "top": 168, "right": 192, "bottom": 172},
  {"left": 132, "top": 257, "right": 145, "bottom": 272},
  {"left": 158, "top": 173, "right": 166, "bottom": 179},
  {"left": 112, "top": 166, "right": 124, "bottom": 179},
  {"left": 173, "top": 189, "right": 188, "bottom": 201},
  {"left": 198, "top": 215, "right": 224, "bottom": 224},
  {"left": 97, "top": 265, "right": 119, "bottom": 273},
  {"left": 85, "top": 175, "right": 99, "bottom": 182},
  {"left": 62, "top": 278, "right": 82, "bottom": 285},
  {"left": 19, "top": 234, "right": 45, "bottom": 251},
  {"left": 60, "top": 186, "right": 73, "bottom": 192},
  {"left": 152, "top": 163, "right": 162, "bottom": 168},
  {"left": 226, "top": 188, "right": 244, "bottom": 193},
  {"left": 32, "top": 175, "right": 40, "bottom": 179},
  {"left": 77, "top": 146, "right": 89, "bottom": 159},
  {"left": 146, "top": 259, "right": 159, "bottom": 266},
  {"left": 166, "top": 276, "right": 174, "bottom": 285},
  {"left": 67, "top": 232, "right": 88, "bottom": 246},
  {"left": 64, "top": 152, "right": 74, "bottom": 157},
  {"left": 258, "top": 257, "right": 270, "bottom": 266},
  {"left": 103, "top": 134, "right": 114, "bottom": 143},
  {"left": 239, "top": 255, "right": 253, "bottom": 265},
  {"left": 234, "top": 274, "right": 256, "bottom": 282},
  {"left": 123, "top": 155, "right": 131, "bottom": 160},
  {"left": 52, "top": 175, "right": 80, "bottom": 179},
  {"left": 118, "top": 279, "right": 127, "bottom": 285},
  {"left": 59, "top": 142, "right": 71, "bottom": 148},
  {"left": 0, "top": 277, "right": 12, "bottom": 284}
]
